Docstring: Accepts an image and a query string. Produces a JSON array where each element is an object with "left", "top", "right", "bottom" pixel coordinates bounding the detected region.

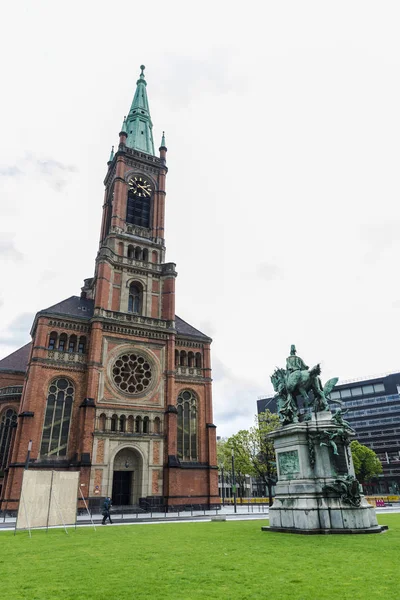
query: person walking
[{"left": 102, "top": 496, "right": 113, "bottom": 525}]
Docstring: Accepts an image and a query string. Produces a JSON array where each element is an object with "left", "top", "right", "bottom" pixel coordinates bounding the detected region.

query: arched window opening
[
  {"left": 135, "top": 416, "right": 142, "bottom": 433},
  {"left": 99, "top": 413, "right": 106, "bottom": 432},
  {"left": 142, "top": 248, "right": 148, "bottom": 262},
  {"left": 0, "top": 408, "right": 17, "bottom": 470},
  {"left": 126, "top": 190, "right": 150, "bottom": 229},
  {"left": 110, "top": 414, "right": 118, "bottom": 432},
  {"left": 40, "top": 378, "right": 74, "bottom": 457},
  {"left": 119, "top": 415, "right": 126, "bottom": 432},
  {"left": 188, "top": 352, "right": 195, "bottom": 367},
  {"left": 127, "top": 416, "right": 134, "bottom": 433},
  {"left": 180, "top": 351, "right": 187, "bottom": 366},
  {"left": 68, "top": 335, "right": 77, "bottom": 353},
  {"left": 143, "top": 416, "right": 150, "bottom": 434},
  {"left": 175, "top": 350, "right": 179, "bottom": 367},
  {"left": 177, "top": 390, "right": 197, "bottom": 461},
  {"left": 127, "top": 245, "right": 134, "bottom": 259},
  {"left": 154, "top": 417, "right": 161, "bottom": 434},
  {"left": 58, "top": 333, "right": 67, "bottom": 352},
  {"left": 135, "top": 247, "right": 142, "bottom": 260},
  {"left": 78, "top": 336, "right": 86, "bottom": 354},
  {"left": 128, "top": 283, "right": 142, "bottom": 314},
  {"left": 48, "top": 332, "right": 58, "bottom": 350},
  {"left": 195, "top": 353, "right": 202, "bottom": 368}
]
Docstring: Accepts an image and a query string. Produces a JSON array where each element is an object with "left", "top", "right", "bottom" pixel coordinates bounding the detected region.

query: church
[{"left": 0, "top": 66, "right": 219, "bottom": 511}]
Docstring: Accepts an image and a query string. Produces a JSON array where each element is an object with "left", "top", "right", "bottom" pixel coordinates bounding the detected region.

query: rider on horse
[{"left": 286, "top": 345, "right": 309, "bottom": 375}]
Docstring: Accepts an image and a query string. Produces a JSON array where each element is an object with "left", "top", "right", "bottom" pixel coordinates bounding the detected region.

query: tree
[
  {"left": 350, "top": 440, "right": 383, "bottom": 483},
  {"left": 216, "top": 437, "right": 235, "bottom": 502},
  {"left": 227, "top": 411, "right": 280, "bottom": 506},
  {"left": 226, "top": 431, "right": 252, "bottom": 500}
]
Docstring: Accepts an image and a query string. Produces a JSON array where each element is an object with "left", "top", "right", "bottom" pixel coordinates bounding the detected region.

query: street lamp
[{"left": 231, "top": 448, "right": 237, "bottom": 514}]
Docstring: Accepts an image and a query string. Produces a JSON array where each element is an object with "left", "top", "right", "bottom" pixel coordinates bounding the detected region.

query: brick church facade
[{"left": 0, "top": 66, "right": 219, "bottom": 510}]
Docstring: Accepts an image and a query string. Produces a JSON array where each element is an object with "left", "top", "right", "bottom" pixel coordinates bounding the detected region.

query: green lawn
[{"left": 0, "top": 515, "right": 399, "bottom": 600}]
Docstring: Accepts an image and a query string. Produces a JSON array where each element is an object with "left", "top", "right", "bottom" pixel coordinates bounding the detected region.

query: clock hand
[{"left": 137, "top": 184, "right": 151, "bottom": 196}]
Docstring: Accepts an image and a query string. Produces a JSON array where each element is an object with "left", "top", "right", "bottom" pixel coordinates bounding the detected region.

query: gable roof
[
  {"left": 39, "top": 296, "right": 95, "bottom": 319},
  {"left": 175, "top": 315, "right": 211, "bottom": 342},
  {"left": 0, "top": 342, "right": 32, "bottom": 373},
  {"left": 40, "top": 296, "right": 211, "bottom": 340}
]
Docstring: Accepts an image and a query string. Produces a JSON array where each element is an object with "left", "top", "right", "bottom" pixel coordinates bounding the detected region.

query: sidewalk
[{"left": 0, "top": 504, "right": 270, "bottom": 530}]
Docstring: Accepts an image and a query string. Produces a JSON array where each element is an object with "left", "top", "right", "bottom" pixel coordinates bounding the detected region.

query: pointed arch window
[
  {"left": 40, "top": 378, "right": 74, "bottom": 457},
  {"left": 128, "top": 283, "right": 142, "bottom": 314},
  {"left": 177, "top": 390, "right": 197, "bottom": 461},
  {"left": 0, "top": 408, "right": 17, "bottom": 471}
]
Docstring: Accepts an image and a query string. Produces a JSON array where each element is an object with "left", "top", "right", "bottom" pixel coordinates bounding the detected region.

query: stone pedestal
[{"left": 263, "top": 412, "right": 384, "bottom": 534}]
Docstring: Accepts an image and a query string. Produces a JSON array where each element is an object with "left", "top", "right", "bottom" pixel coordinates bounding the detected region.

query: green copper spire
[
  {"left": 108, "top": 145, "right": 114, "bottom": 163},
  {"left": 125, "top": 65, "right": 155, "bottom": 155},
  {"left": 160, "top": 131, "right": 166, "bottom": 147},
  {"left": 120, "top": 116, "right": 127, "bottom": 135}
]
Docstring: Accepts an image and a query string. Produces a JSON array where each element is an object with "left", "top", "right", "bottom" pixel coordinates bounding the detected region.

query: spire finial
[
  {"left": 108, "top": 145, "right": 114, "bottom": 163},
  {"left": 120, "top": 115, "right": 127, "bottom": 135},
  {"left": 140, "top": 64, "right": 145, "bottom": 78}
]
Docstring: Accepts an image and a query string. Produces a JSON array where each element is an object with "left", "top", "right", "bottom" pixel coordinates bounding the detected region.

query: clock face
[{"left": 128, "top": 176, "right": 152, "bottom": 198}]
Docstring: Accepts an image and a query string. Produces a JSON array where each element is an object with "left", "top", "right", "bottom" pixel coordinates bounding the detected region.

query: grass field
[{"left": 0, "top": 515, "right": 399, "bottom": 600}]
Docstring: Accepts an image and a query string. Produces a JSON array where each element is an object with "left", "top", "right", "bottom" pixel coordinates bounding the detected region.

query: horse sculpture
[{"left": 271, "top": 364, "right": 339, "bottom": 425}]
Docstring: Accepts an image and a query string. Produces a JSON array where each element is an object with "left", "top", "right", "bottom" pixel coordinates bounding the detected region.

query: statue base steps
[
  {"left": 262, "top": 525, "right": 387, "bottom": 535},
  {"left": 266, "top": 491, "right": 383, "bottom": 534}
]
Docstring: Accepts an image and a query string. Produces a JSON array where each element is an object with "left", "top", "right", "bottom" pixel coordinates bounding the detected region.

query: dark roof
[
  {"left": 0, "top": 342, "right": 32, "bottom": 373},
  {"left": 40, "top": 296, "right": 210, "bottom": 340},
  {"left": 39, "top": 296, "right": 94, "bottom": 319},
  {"left": 175, "top": 315, "right": 211, "bottom": 341}
]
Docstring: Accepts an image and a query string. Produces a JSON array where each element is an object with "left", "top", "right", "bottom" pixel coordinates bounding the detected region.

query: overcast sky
[{"left": 1, "top": 1, "right": 400, "bottom": 437}]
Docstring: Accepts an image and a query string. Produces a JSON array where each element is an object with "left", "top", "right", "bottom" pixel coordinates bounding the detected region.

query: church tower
[{"left": 0, "top": 67, "right": 219, "bottom": 510}]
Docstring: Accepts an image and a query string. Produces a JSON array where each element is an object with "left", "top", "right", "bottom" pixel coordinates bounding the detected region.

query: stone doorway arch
[{"left": 111, "top": 447, "right": 143, "bottom": 506}]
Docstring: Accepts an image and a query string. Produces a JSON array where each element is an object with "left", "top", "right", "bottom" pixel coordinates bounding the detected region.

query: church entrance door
[
  {"left": 112, "top": 471, "right": 132, "bottom": 505},
  {"left": 111, "top": 447, "right": 142, "bottom": 505}
]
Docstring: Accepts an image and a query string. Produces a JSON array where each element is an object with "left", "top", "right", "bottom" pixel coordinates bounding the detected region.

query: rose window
[{"left": 112, "top": 353, "right": 152, "bottom": 394}]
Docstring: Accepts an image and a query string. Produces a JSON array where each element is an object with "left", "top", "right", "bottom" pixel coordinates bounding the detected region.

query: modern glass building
[{"left": 257, "top": 372, "right": 400, "bottom": 495}]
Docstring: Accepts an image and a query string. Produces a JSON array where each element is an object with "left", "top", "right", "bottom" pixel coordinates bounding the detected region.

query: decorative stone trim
[
  {"left": 96, "top": 309, "right": 173, "bottom": 330},
  {"left": 0, "top": 386, "right": 23, "bottom": 398},
  {"left": 175, "top": 341, "right": 205, "bottom": 349},
  {"left": 47, "top": 350, "right": 87, "bottom": 364},
  {"left": 175, "top": 366, "right": 203, "bottom": 377},
  {"left": 48, "top": 321, "right": 89, "bottom": 332},
  {"left": 102, "top": 324, "right": 169, "bottom": 340}
]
